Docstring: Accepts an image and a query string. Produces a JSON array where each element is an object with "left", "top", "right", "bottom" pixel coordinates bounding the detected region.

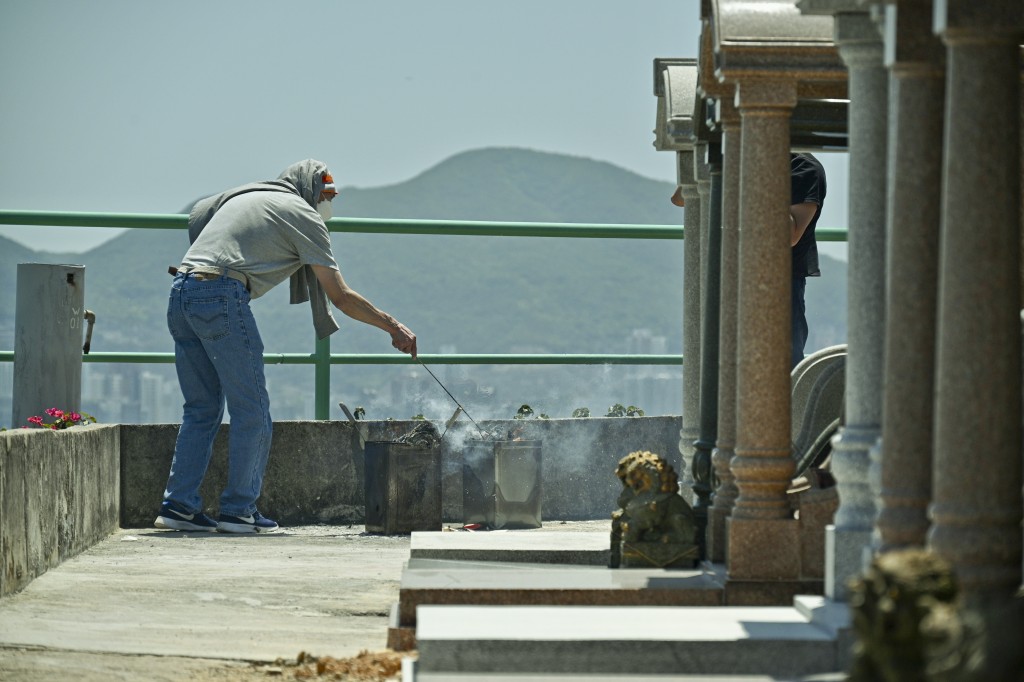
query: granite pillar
[
  {"left": 709, "top": 101, "right": 741, "bottom": 565},
  {"left": 728, "top": 78, "right": 801, "bottom": 581},
  {"left": 678, "top": 150, "right": 703, "bottom": 507},
  {"left": 826, "top": 10, "right": 889, "bottom": 601},
  {"left": 693, "top": 142, "right": 723, "bottom": 560},
  {"left": 872, "top": 0, "right": 945, "bottom": 554},
  {"left": 930, "top": 0, "right": 1023, "bottom": 604}
]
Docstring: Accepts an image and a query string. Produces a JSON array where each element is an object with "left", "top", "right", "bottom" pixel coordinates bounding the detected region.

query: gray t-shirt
[{"left": 182, "top": 191, "right": 338, "bottom": 299}]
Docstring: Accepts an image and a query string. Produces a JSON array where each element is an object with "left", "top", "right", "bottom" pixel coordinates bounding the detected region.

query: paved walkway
[
  {"left": 0, "top": 521, "right": 615, "bottom": 681},
  {"left": 0, "top": 525, "right": 412, "bottom": 681}
]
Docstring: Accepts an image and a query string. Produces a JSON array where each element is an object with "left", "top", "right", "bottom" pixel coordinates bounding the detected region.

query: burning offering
[
  {"left": 362, "top": 421, "right": 442, "bottom": 535},
  {"left": 396, "top": 420, "right": 442, "bottom": 448}
]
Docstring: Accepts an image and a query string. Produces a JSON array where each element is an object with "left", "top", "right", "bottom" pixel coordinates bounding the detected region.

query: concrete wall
[
  {"left": 0, "top": 424, "right": 120, "bottom": 597},
  {"left": 121, "top": 416, "right": 683, "bottom": 528},
  {"left": 0, "top": 417, "right": 680, "bottom": 596}
]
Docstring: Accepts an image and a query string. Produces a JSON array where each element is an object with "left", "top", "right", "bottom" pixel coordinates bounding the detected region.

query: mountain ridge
[{"left": 0, "top": 146, "right": 847, "bottom": 419}]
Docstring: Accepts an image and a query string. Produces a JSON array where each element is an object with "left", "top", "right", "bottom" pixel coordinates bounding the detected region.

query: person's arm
[
  {"left": 789, "top": 202, "right": 818, "bottom": 246},
  {"left": 310, "top": 264, "right": 417, "bottom": 357}
]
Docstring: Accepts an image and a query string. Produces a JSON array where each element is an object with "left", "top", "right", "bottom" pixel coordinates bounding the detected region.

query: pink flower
[
  {"left": 45, "top": 408, "right": 63, "bottom": 418},
  {"left": 27, "top": 415, "right": 44, "bottom": 425},
  {"left": 69, "top": 412, "right": 82, "bottom": 422}
]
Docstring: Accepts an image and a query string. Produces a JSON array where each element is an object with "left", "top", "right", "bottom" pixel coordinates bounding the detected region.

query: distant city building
[{"left": 624, "top": 328, "right": 681, "bottom": 416}]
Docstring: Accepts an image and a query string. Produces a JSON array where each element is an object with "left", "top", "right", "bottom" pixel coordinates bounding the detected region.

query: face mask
[{"left": 316, "top": 200, "right": 332, "bottom": 221}]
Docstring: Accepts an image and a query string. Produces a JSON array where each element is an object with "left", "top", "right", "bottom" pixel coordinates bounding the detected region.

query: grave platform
[
  {"left": 413, "top": 604, "right": 839, "bottom": 677},
  {"left": 409, "top": 528, "right": 610, "bottom": 565}
]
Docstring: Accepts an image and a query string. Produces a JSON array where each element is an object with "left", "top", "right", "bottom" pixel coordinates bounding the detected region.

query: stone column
[
  {"left": 872, "top": 0, "right": 945, "bottom": 554},
  {"left": 728, "top": 78, "right": 800, "bottom": 581},
  {"left": 930, "top": 0, "right": 1023, "bottom": 603},
  {"left": 826, "top": 10, "right": 889, "bottom": 601},
  {"left": 709, "top": 100, "right": 741, "bottom": 565},
  {"left": 696, "top": 144, "right": 713, "bottom": 304},
  {"left": 678, "top": 149, "right": 703, "bottom": 505},
  {"left": 693, "top": 142, "right": 723, "bottom": 560}
]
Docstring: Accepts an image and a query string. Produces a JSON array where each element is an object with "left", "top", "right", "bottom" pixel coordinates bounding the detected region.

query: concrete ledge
[
  {"left": 120, "top": 422, "right": 369, "bottom": 528},
  {"left": 410, "top": 530, "right": 611, "bottom": 565},
  {"left": 415, "top": 605, "right": 840, "bottom": 676},
  {"left": 398, "top": 562, "right": 722, "bottom": 627},
  {"left": 389, "top": 602, "right": 417, "bottom": 651},
  {"left": 794, "top": 596, "right": 854, "bottom": 670},
  {"left": 0, "top": 424, "right": 120, "bottom": 596},
  {"left": 793, "top": 595, "right": 850, "bottom": 636},
  {"left": 412, "top": 674, "right": 787, "bottom": 682},
  {"left": 120, "top": 416, "right": 681, "bottom": 528},
  {"left": 410, "top": 672, "right": 839, "bottom": 681}
]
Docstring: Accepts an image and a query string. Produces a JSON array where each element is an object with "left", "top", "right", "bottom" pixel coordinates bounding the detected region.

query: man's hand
[{"left": 391, "top": 322, "right": 417, "bottom": 358}]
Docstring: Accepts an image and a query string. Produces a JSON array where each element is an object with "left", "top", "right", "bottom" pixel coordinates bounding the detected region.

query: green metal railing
[{"left": 0, "top": 210, "right": 848, "bottom": 418}]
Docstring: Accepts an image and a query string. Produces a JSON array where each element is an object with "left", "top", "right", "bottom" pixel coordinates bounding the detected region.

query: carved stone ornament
[{"left": 610, "top": 450, "right": 698, "bottom": 569}]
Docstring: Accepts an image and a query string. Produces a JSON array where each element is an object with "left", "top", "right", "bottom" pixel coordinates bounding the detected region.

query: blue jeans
[
  {"left": 163, "top": 273, "right": 272, "bottom": 517},
  {"left": 792, "top": 276, "right": 808, "bottom": 369}
]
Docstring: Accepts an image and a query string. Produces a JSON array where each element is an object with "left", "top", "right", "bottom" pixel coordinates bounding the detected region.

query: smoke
[{"left": 333, "top": 362, "right": 679, "bottom": 433}]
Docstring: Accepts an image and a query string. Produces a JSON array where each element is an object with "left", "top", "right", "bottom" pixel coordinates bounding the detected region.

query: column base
[
  {"left": 703, "top": 561, "right": 824, "bottom": 605},
  {"left": 723, "top": 578, "right": 824, "bottom": 606},
  {"left": 707, "top": 505, "right": 730, "bottom": 564},
  {"left": 727, "top": 516, "right": 800, "bottom": 580}
]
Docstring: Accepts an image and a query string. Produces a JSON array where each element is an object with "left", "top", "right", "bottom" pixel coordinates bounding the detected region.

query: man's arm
[
  {"left": 790, "top": 202, "right": 818, "bottom": 246},
  {"left": 311, "top": 264, "right": 417, "bottom": 357}
]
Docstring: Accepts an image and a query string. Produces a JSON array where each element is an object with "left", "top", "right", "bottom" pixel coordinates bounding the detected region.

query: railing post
[{"left": 314, "top": 335, "right": 331, "bottom": 420}]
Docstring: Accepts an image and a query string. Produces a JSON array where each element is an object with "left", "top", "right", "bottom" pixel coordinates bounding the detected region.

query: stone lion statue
[{"left": 610, "top": 450, "right": 697, "bottom": 568}]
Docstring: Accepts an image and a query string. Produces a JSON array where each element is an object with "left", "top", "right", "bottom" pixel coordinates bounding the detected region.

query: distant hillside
[
  {"left": 340, "top": 148, "right": 686, "bottom": 224},
  {"left": 0, "top": 147, "right": 847, "bottom": 417},
  {"left": 1, "top": 148, "right": 690, "bottom": 353}
]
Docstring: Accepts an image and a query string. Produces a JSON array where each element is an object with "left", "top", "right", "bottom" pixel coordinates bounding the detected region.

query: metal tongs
[
  {"left": 417, "top": 359, "right": 487, "bottom": 439},
  {"left": 339, "top": 358, "right": 483, "bottom": 448}
]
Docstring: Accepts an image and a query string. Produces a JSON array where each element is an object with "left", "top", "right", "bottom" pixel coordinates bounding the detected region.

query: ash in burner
[
  {"left": 470, "top": 427, "right": 522, "bottom": 442},
  {"left": 396, "top": 421, "right": 441, "bottom": 448}
]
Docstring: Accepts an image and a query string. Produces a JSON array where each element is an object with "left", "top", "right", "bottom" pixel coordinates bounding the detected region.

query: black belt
[{"left": 168, "top": 265, "right": 249, "bottom": 291}]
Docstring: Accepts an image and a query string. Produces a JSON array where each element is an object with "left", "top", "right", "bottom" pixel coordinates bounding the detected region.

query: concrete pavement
[
  {"left": 0, "top": 524, "right": 412, "bottom": 680},
  {"left": 0, "top": 521, "right": 849, "bottom": 681},
  {"left": 0, "top": 521, "right": 614, "bottom": 681}
]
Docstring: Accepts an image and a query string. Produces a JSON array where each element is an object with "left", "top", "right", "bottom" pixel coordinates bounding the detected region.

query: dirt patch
[
  {"left": 193, "top": 650, "right": 412, "bottom": 682},
  {"left": 0, "top": 647, "right": 414, "bottom": 682}
]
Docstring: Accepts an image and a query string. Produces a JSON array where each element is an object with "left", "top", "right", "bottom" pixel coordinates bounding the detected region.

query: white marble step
[
  {"left": 415, "top": 604, "right": 841, "bottom": 678},
  {"left": 410, "top": 530, "right": 610, "bottom": 565}
]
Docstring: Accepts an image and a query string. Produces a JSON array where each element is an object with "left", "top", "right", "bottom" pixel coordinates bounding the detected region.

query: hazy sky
[{"left": 0, "top": 0, "right": 847, "bottom": 255}]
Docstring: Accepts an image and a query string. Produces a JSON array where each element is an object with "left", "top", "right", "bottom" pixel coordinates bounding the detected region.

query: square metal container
[
  {"left": 462, "top": 439, "right": 542, "bottom": 529},
  {"left": 364, "top": 441, "right": 442, "bottom": 534}
]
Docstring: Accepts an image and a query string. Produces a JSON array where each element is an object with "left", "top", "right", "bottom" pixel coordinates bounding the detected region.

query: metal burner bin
[
  {"left": 364, "top": 441, "right": 442, "bottom": 534},
  {"left": 462, "top": 439, "right": 542, "bottom": 529}
]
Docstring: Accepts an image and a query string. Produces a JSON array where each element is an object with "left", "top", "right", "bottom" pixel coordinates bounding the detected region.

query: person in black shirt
[{"left": 789, "top": 152, "right": 827, "bottom": 368}]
